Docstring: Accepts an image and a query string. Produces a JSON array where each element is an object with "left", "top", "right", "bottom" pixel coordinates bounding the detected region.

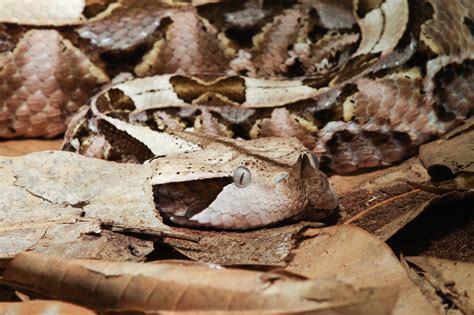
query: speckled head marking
[{"left": 148, "top": 134, "right": 338, "bottom": 229}]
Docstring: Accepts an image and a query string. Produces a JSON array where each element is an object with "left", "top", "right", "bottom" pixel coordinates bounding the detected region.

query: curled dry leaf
[
  {"left": 0, "top": 220, "right": 154, "bottom": 267},
  {"left": 404, "top": 256, "right": 474, "bottom": 314},
  {"left": 0, "top": 300, "right": 95, "bottom": 315},
  {"left": 419, "top": 118, "right": 474, "bottom": 184},
  {"left": 286, "top": 225, "right": 440, "bottom": 315},
  {"left": 1, "top": 252, "right": 398, "bottom": 314}
]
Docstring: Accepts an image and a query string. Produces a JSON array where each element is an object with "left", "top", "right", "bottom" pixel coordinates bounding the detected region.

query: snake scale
[{"left": 0, "top": 0, "right": 473, "bottom": 228}]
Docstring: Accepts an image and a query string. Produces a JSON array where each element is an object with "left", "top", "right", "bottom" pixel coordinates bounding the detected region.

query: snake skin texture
[
  {"left": 1, "top": 0, "right": 472, "bottom": 229},
  {"left": 1, "top": 0, "right": 473, "bottom": 174},
  {"left": 136, "top": 7, "right": 229, "bottom": 76},
  {"left": 0, "top": 30, "right": 108, "bottom": 138}
]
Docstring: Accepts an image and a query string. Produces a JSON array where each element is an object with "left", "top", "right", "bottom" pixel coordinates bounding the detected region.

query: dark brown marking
[{"left": 170, "top": 75, "right": 246, "bottom": 104}]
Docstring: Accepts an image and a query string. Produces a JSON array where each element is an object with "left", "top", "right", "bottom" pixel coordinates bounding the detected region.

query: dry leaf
[
  {"left": 420, "top": 118, "right": 474, "bottom": 183},
  {"left": 387, "top": 196, "right": 473, "bottom": 262},
  {"left": 404, "top": 256, "right": 474, "bottom": 314},
  {"left": 0, "top": 300, "right": 95, "bottom": 315},
  {"left": 0, "top": 150, "right": 177, "bottom": 260},
  {"left": 329, "top": 158, "right": 435, "bottom": 239},
  {"left": 1, "top": 252, "right": 398, "bottom": 314},
  {"left": 162, "top": 222, "right": 317, "bottom": 266},
  {"left": 286, "top": 225, "right": 441, "bottom": 315},
  {"left": 0, "top": 220, "right": 153, "bottom": 267}
]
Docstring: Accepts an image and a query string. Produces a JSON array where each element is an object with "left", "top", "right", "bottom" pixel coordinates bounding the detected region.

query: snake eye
[{"left": 233, "top": 165, "right": 251, "bottom": 188}]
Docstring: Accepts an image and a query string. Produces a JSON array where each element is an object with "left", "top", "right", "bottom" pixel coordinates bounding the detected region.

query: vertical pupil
[
  {"left": 233, "top": 166, "right": 251, "bottom": 188},
  {"left": 239, "top": 172, "right": 245, "bottom": 184}
]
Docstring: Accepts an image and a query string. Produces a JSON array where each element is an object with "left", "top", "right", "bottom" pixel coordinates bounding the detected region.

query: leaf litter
[{"left": 0, "top": 0, "right": 473, "bottom": 313}]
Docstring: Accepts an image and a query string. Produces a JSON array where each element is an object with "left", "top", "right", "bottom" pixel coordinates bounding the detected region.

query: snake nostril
[{"left": 274, "top": 172, "right": 289, "bottom": 184}]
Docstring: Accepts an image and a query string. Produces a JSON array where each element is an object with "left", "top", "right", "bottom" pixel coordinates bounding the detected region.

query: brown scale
[
  {"left": 421, "top": 0, "right": 473, "bottom": 56},
  {"left": 77, "top": 0, "right": 169, "bottom": 52},
  {"left": 294, "top": 32, "right": 359, "bottom": 77},
  {"left": 136, "top": 7, "right": 229, "bottom": 76},
  {"left": 82, "top": 0, "right": 117, "bottom": 18},
  {"left": 305, "top": 0, "right": 355, "bottom": 30},
  {"left": 0, "top": 30, "right": 108, "bottom": 138},
  {"left": 316, "top": 76, "right": 434, "bottom": 173},
  {"left": 250, "top": 8, "right": 302, "bottom": 77},
  {"left": 433, "top": 61, "right": 474, "bottom": 123}
]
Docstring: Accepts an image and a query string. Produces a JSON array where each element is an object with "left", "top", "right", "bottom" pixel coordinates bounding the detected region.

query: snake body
[{"left": 1, "top": 0, "right": 473, "bottom": 228}]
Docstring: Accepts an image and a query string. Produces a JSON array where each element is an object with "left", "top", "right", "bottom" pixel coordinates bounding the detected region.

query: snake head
[{"left": 151, "top": 139, "right": 338, "bottom": 229}]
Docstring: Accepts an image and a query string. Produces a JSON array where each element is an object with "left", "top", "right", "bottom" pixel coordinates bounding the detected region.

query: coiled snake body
[{"left": 1, "top": 0, "right": 473, "bottom": 228}]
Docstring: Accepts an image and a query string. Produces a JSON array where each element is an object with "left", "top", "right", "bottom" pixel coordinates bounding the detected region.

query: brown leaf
[
  {"left": 0, "top": 300, "right": 95, "bottom": 315},
  {"left": 420, "top": 118, "right": 474, "bottom": 183},
  {"left": 162, "top": 222, "right": 317, "bottom": 266},
  {"left": 0, "top": 220, "right": 153, "bottom": 267},
  {"left": 286, "top": 225, "right": 440, "bottom": 315},
  {"left": 329, "top": 157, "right": 453, "bottom": 240},
  {"left": 404, "top": 256, "right": 474, "bottom": 314},
  {"left": 0, "top": 150, "right": 180, "bottom": 260},
  {"left": 1, "top": 252, "right": 398, "bottom": 313}
]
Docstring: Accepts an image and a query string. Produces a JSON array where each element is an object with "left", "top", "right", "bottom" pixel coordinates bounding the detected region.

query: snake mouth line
[{"left": 153, "top": 177, "right": 233, "bottom": 226}]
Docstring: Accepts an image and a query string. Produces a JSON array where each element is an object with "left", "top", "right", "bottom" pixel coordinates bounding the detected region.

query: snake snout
[{"left": 298, "top": 153, "right": 339, "bottom": 211}]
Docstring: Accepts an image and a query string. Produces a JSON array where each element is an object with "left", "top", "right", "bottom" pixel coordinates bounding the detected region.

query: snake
[{"left": 0, "top": 0, "right": 473, "bottom": 229}]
